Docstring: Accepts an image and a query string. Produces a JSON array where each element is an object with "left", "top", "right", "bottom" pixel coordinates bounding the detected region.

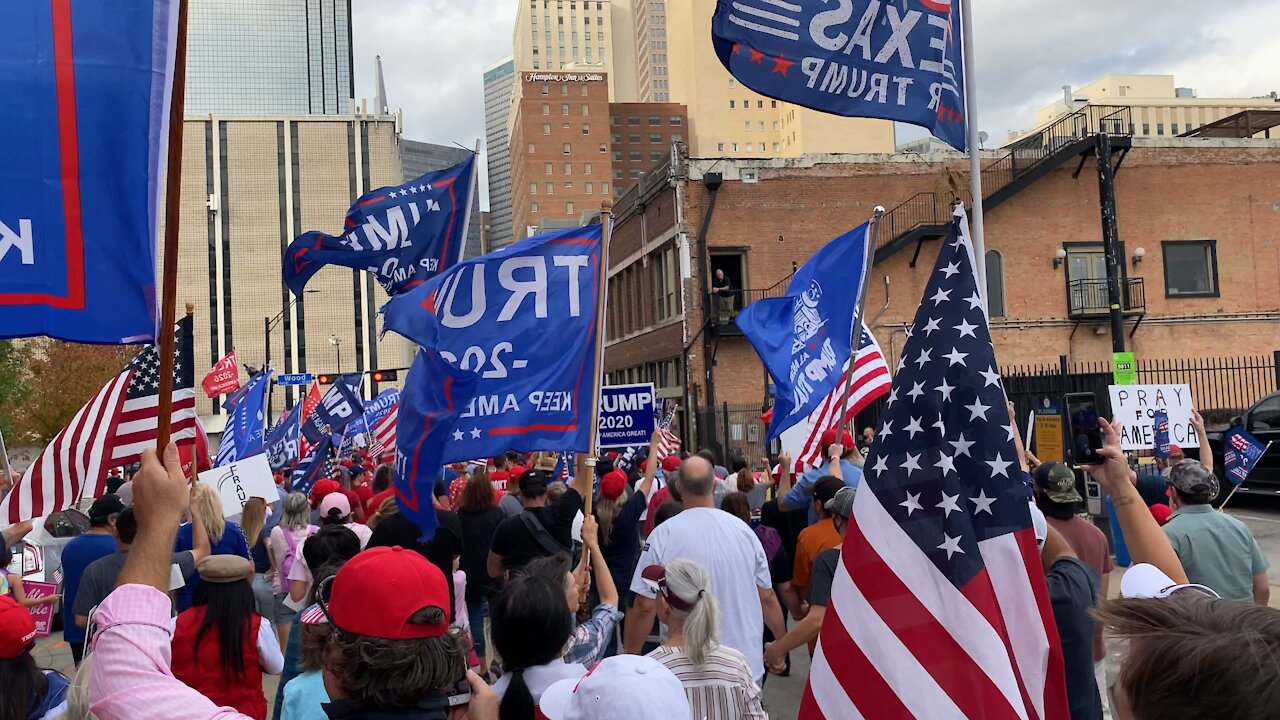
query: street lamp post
[
  {"left": 263, "top": 289, "right": 319, "bottom": 370},
  {"left": 329, "top": 335, "right": 342, "bottom": 373}
]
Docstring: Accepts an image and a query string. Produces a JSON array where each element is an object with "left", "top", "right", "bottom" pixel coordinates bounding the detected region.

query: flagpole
[
  {"left": 959, "top": 0, "right": 987, "bottom": 309},
  {"left": 1219, "top": 440, "right": 1273, "bottom": 513},
  {"left": 839, "top": 206, "right": 885, "bottom": 436},
  {"left": 155, "top": 0, "right": 189, "bottom": 450},
  {"left": 581, "top": 200, "right": 613, "bottom": 516}
]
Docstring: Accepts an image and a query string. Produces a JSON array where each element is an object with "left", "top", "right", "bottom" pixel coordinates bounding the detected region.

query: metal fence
[{"left": 1002, "top": 352, "right": 1280, "bottom": 425}]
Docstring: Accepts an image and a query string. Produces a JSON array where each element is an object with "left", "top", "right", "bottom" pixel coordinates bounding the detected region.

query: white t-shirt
[
  {"left": 492, "top": 661, "right": 588, "bottom": 704},
  {"left": 630, "top": 506, "right": 772, "bottom": 680}
]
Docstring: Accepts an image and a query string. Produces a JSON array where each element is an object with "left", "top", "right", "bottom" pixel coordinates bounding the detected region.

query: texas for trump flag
[
  {"left": 802, "top": 207, "right": 1067, "bottom": 719},
  {"left": 284, "top": 155, "right": 478, "bottom": 297},
  {"left": 0, "top": 1, "right": 180, "bottom": 343},
  {"left": 737, "top": 221, "right": 871, "bottom": 442},
  {"left": 711, "top": 0, "right": 969, "bottom": 151}
]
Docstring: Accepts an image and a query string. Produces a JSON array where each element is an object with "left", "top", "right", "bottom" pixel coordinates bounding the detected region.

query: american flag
[
  {"left": 654, "top": 403, "right": 681, "bottom": 461},
  {"left": 1, "top": 317, "right": 196, "bottom": 523},
  {"left": 802, "top": 208, "right": 1068, "bottom": 719},
  {"left": 778, "top": 324, "right": 891, "bottom": 470},
  {"left": 370, "top": 400, "right": 398, "bottom": 465},
  {"left": 110, "top": 316, "right": 197, "bottom": 465}
]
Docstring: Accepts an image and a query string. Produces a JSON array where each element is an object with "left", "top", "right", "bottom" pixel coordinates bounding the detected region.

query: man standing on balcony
[{"left": 712, "top": 268, "right": 734, "bottom": 323}]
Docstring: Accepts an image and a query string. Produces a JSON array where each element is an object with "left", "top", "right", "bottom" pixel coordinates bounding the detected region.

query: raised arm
[
  {"left": 581, "top": 515, "right": 618, "bottom": 608},
  {"left": 1083, "top": 418, "right": 1187, "bottom": 584},
  {"left": 637, "top": 431, "right": 661, "bottom": 499},
  {"left": 1191, "top": 410, "right": 1213, "bottom": 474}
]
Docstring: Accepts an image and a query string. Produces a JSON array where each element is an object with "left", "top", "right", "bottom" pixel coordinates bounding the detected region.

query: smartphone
[
  {"left": 446, "top": 678, "right": 472, "bottom": 708},
  {"left": 1065, "top": 393, "right": 1105, "bottom": 465}
]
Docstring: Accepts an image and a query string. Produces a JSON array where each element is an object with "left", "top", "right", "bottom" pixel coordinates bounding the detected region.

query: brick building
[
  {"left": 509, "top": 71, "right": 689, "bottom": 240},
  {"left": 603, "top": 130, "right": 1280, "bottom": 457}
]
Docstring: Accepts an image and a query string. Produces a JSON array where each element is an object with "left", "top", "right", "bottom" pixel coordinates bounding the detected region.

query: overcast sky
[{"left": 351, "top": 0, "right": 1279, "bottom": 208}]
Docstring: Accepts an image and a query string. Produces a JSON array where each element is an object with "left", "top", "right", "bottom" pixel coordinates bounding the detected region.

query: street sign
[
  {"left": 1112, "top": 351, "right": 1137, "bottom": 385},
  {"left": 276, "top": 373, "right": 314, "bottom": 386}
]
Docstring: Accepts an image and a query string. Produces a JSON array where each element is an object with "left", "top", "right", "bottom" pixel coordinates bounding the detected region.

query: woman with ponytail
[
  {"left": 490, "top": 570, "right": 586, "bottom": 719},
  {"left": 644, "top": 559, "right": 766, "bottom": 719}
]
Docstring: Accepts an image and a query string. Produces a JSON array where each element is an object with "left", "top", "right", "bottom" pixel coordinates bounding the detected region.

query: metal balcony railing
[{"left": 1067, "top": 277, "right": 1146, "bottom": 318}]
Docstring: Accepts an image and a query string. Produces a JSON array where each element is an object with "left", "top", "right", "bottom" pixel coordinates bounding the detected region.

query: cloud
[{"left": 351, "top": 0, "right": 1279, "bottom": 204}]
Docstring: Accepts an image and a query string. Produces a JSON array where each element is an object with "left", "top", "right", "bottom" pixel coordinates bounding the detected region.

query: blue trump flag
[
  {"left": 292, "top": 435, "right": 335, "bottom": 496},
  {"left": 284, "top": 155, "right": 478, "bottom": 297},
  {"left": 266, "top": 401, "right": 302, "bottom": 471},
  {"left": 711, "top": 0, "right": 968, "bottom": 151},
  {"left": 1223, "top": 427, "right": 1269, "bottom": 485},
  {"left": 382, "top": 223, "right": 605, "bottom": 461},
  {"left": 215, "top": 369, "right": 273, "bottom": 466},
  {"left": 0, "top": 2, "right": 180, "bottom": 342},
  {"left": 301, "top": 374, "right": 364, "bottom": 445},
  {"left": 394, "top": 350, "right": 480, "bottom": 541},
  {"left": 1153, "top": 408, "right": 1171, "bottom": 461},
  {"left": 737, "top": 221, "right": 871, "bottom": 440}
]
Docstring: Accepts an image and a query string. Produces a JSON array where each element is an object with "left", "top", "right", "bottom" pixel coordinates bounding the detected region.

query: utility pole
[{"left": 1096, "top": 132, "right": 1126, "bottom": 353}]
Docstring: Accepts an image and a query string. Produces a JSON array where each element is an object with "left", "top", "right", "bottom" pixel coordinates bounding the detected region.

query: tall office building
[
  {"left": 661, "top": 0, "right": 893, "bottom": 156},
  {"left": 400, "top": 140, "right": 484, "bottom": 259},
  {"left": 187, "top": 0, "right": 353, "bottom": 115},
  {"left": 484, "top": 57, "right": 517, "bottom": 250},
  {"left": 1020, "top": 75, "right": 1280, "bottom": 142},
  {"left": 511, "top": 0, "right": 637, "bottom": 103},
  {"left": 633, "top": 0, "right": 668, "bottom": 102}
]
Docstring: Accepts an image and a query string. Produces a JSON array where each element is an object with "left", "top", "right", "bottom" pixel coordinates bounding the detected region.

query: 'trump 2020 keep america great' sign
[
  {"left": 711, "top": 0, "right": 969, "bottom": 151},
  {"left": 597, "top": 384, "right": 657, "bottom": 449}
]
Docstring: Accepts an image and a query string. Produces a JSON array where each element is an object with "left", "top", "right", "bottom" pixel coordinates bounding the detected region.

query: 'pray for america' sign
[{"left": 1107, "top": 384, "right": 1199, "bottom": 451}]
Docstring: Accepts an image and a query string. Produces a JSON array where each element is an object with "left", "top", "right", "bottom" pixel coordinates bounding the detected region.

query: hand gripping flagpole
[
  {"left": 959, "top": 0, "right": 988, "bottom": 310},
  {"left": 839, "top": 206, "right": 885, "bottom": 436},
  {"left": 156, "top": 0, "right": 190, "bottom": 450}
]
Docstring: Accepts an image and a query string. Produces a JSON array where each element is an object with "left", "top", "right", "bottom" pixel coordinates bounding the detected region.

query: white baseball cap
[
  {"left": 1120, "top": 563, "right": 1220, "bottom": 599},
  {"left": 539, "top": 655, "right": 692, "bottom": 720}
]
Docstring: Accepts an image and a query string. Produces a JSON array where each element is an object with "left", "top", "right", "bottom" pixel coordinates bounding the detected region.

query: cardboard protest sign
[
  {"left": 23, "top": 581, "right": 58, "bottom": 637},
  {"left": 199, "top": 454, "right": 278, "bottom": 517},
  {"left": 1107, "top": 384, "right": 1198, "bottom": 450}
]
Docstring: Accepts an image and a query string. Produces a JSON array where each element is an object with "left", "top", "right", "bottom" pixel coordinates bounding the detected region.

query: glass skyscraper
[
  {"left": 187, "top": 0, "right": 353, "bottom": 115},
  {"left": 483, "top": 57, "right": 516, "bottom": 250}
]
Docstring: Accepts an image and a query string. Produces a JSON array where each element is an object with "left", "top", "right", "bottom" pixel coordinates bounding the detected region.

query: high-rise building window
[
  {"left": 541, "top": 83, "right": 549, "bottom": 94},
  {"left": 717, "top": 143, "right": 725, "bottom": 151},
  {"left": 614, "top": 168, "right": 623, "bottom": 179},
  {"left": 670, "top": 116, "right": 682, "bottom": 126},
  {"left": 650, "top": 151, "right": 663, "bottom": 161},
  {"left": 544, "top": 162, "right": 553, "bottom": 174},
  {"left": 562, "top": 143, "right": 572, "bottom": 154},
  {"left": 585, "top": 182, "right": 593, "bottom": 194},
  {"left": 771, "top": 100, "right": 778, "bottom": 108},
  {"left": 542, "top": 103, "right": 550, "bottom": 115},
  {"left": 581, "top": 104, "right": 589, "bottom": 116},
  {"left": 628, "top": 116, "right": 640, "bottom": 125},
  {"left": 561, "top": 83, "right": 569, "bottom": 95},
  {"left": 731, "top": 143, "right": 738, "bottom": 151},
  {"left": 528, "top": 143, "right": 536, "bottom": 153},
  {"left": 629, "top": 151, "right": 641, "bottom": 161},
  {"left": 564, "top": 162, "right": 572, "bottom": 174},
  {"left": 1156, "top": 123, "right": 1165, "bottom": 135},
  {"left": 758, "top": 122, "right": 765, "bottom": 130},
  {"left": 582, "top": 123, "right": 591, "bottom": 135},
  {"left": 629, "top": 133, "right": 641, "bottom": 143},
  {"left": 580, "top": 85, "right": 589, "bottom": 97},
  {"left": 561, "top": 103, "right": 569, "bottom": 115},
  {"left": 602, "top": 182, "right": 609, "bottom": 194},
  {"left": 565, "top": 181, "right": 573, "bottom": 189},
  {"left": 542, "top": 124, "right": 551, "bottom": 135},
  {"left": 729, "top": 100, "right": 735, "bottom": 108},
  {"left": 744, "top": 121, "right": 751, "bottom": 131},
  {"left": 546, "top": 182, "right": 554, "bottom": 194},
  {"left": 1142, "top": 123, "right": 1150, "bottom": 134},
  {"left": 650, "top": 133, "right": 662, "bottom": 143},
  {"left": 531, "top": 202, "right": 539, "bottom": 212},
  {"left": 612, "top": 151, "right": 622, "bottom": 161},
  {"left": 567, "top": 202, "right": 575, "bottom": 214},
  {"left": 584, "top": 162, "right": 592, "bottom": 174},
  {"left": 1172, "top": 123, "right": 1179, "bottom": 134}
]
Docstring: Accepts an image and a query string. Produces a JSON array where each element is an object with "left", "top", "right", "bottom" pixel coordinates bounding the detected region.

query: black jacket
[{"left": 323, "top": 692, "right": 452, "bottom": 720}]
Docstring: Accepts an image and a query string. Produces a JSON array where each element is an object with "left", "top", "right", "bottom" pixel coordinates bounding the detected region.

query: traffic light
[
  {"left": 370, "top": 369, "right": 399, "bottom": 382},
  {"left": 316, "top": 374, "right": 335, "bottom": 385}
]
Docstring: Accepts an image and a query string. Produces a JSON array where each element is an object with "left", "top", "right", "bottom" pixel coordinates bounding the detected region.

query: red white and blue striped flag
[{"left": 802, "top": 207, "right": 1068, "bottom": 720}]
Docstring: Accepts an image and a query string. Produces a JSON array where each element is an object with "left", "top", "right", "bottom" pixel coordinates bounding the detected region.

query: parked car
[
  {"left": 4, "top": 509, "right": 90, "bottom": 628},
  {"left": 1205, "top": 391, "right": 1280, "bottom": 497}
]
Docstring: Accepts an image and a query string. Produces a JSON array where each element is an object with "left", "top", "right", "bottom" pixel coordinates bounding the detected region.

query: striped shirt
[{"left": 646, "top": 644, "right": 767, "bottom": 720}]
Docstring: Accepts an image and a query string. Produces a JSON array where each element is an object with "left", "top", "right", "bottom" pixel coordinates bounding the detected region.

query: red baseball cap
[
  {"left": 508, "top": 465, "right": 527, "bottom": 480},
  {"left": 660, "top": 455, "right": 681, "bottom": 473},
  {"left": 819, "top": 428, "right": 855, "bottom": 448},
  {"left": 1168, "top": 443, "right": 1184, "bottom": 459},
  {"left": 0, "top": 596, "right": 37, "bottom": 660},
  {"left": 326, "top": 546, "right": 451, "bottom": 639},
  {"left": 309, "top": 479, "right": 340, "bottom": 505},
  {"left": 601, "top": 470, "right": 628, "bottom": 500}
]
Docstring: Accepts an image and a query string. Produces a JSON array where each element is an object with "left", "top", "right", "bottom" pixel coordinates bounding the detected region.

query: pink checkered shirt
[{"left": 88, "top": 584, "right": 252, "bottom": 720}]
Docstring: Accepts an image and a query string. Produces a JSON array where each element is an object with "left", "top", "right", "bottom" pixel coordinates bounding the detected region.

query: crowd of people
[{"left": 2, "top": 413, "right": 1279, "bottom": 720}]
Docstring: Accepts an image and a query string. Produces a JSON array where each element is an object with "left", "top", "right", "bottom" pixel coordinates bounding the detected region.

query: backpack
[{"left": 278, "top": 525, "right": 316, "bottom": 593}]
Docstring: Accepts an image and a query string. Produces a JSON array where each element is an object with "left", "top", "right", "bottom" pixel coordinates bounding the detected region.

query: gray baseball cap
[{"left": 824, "top": 486, "right": 856, "bottom": 518}]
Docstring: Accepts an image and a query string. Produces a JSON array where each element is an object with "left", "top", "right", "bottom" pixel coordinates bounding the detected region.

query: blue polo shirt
[
  {"left": 59, "top": 532, "right": 119, "bottom": 644},
  {"left": 785, "top": 459, "right": 863, "bottom": 524},
  {"left": 1164, "top": 504, "right": 1270, "bottom": 602}
]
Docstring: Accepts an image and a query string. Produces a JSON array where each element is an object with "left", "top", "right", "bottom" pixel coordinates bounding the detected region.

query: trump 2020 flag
[
  {"left": 1223, "top": 427, "right": 1268, "bottom": 485},
  {"left": 1153, "top": 408, "right": 1171, "bottom": 461},
  {"left": 394, "top": 350, "right": 479, "bottom": 541},
  {"left": 284, "top": 155, "right": 478, "bottom": 297},
  {"left": 737, "top": 222, "right": 871, "bottom": 441},
  {"left": 215, "top": 369, "right": 272, "bottom": 466},
  {"left": 383, "top": 223, "right": 605, "bottom": 461},
  {"left": 0, "top": 1, "right": 180, "bottom": 343},
  {"left": 266, "top": 401, "right": 301, "bottom": 471},
  {"left": 711, "top": 0, "right": 968, "bottom": 151},
  {"left": 802, "top": 206, "right": 1068, "bottom": 720},
  {"left": 301, "top": 374, "right": 364, "bottom": 445}
]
